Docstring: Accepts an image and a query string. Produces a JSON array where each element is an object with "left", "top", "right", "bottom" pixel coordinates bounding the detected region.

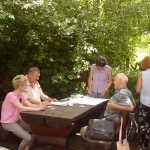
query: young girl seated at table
[{"left": 0, "top": 75, "right": 46, "bottom": 150}]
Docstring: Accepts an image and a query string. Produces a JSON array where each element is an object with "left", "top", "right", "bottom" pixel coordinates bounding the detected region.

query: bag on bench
[
  {"left": 126, "top": 113, "right": 138, "bottom": 142},
  {"left": 85, "top": 119, "right": 115, "bottom": 141}
]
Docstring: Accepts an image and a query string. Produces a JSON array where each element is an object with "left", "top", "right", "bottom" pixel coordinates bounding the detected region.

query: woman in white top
[{"left": 136, "top": 56, "right": 150, "bottom": 150}]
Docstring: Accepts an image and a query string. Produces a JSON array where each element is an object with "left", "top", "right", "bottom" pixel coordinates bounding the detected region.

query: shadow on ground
[{"left": 68, "top": 133, "right": 142, "bottom": 150}]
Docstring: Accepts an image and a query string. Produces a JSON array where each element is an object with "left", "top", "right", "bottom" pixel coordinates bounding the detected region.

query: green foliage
[
  {"left": 135, "top": 33, "right": 150, "bottom": 59},
  {"left": 108, "top": 69, "right": 141, "bottom": 101},
  {"left": 0, "top": 0, "right": 149, "bottom": 99}
]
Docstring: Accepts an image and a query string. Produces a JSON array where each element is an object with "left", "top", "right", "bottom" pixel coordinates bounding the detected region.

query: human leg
[
  {"left": 80, "top": 126, "right": 87, "bottom": 140},
  {"left": 2, "top": 122, "right": 33, "bottom": 150},
  {"left": 138, "top": 103, "right": 150, "bottom": 150},
  {"left": 18, "top": 119, "right": 35, "bottom": 148},
  {"left": 114, "top": 117, "right": 121, "bottom": 131}
]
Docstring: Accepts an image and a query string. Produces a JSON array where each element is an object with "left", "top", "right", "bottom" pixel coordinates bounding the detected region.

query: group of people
[
  {"left": 0, "top": 67, "right": 58, "bottom": 150},
  {"left": 0, "top": 55, "right": 150, "bottom": 150},
  {"left": 87, "top": 56, "right": 150, "bottom": 150}
]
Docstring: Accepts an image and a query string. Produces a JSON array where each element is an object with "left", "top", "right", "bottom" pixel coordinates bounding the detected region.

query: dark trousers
[{"left": 139, "top": 103, "right": 150, "bottom": 150}]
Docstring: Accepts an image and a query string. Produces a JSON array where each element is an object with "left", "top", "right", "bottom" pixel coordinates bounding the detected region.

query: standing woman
[
  {"left": 136, "top": 56, "right": 150, "bottom": 150},
  {"left": 88, "top": 56, "right": 112, "bottom": 98},
  {"left": 0, "top": 75, "right": 46, "bottom": 150}
]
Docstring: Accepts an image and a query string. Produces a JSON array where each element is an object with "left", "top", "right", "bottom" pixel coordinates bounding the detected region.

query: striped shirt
[{"left": 90, "top": 64, "right": 111, "bottom": 93}]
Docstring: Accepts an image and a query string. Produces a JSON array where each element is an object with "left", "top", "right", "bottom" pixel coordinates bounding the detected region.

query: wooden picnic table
[{"left": 20, "top": 98, "right": 108, "bottom": 150}]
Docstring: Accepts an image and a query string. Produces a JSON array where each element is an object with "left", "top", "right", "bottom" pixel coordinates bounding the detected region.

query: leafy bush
[
  {"left": 108, "top": 69, "right": 141, "bottom": 100},
  {"left": 0, "top": 0, "right": 148, "bottom": 101}
]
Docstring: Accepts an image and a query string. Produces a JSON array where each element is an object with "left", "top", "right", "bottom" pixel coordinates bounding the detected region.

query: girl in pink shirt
[{"left": 0, "top": 75, "right": 46, "bottom": 150}]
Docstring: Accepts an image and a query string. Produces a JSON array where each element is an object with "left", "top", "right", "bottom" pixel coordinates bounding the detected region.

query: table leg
[
  {"left": 33, "top": 135, "right": 67, "bottom": 150},
  {"left": 31, "top": 123, "right": 74, "bottom": 150}
]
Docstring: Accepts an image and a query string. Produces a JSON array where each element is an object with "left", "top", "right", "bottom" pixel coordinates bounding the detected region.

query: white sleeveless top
[{"left": 140, "top": 69, "right": 150, "bottom": 107}]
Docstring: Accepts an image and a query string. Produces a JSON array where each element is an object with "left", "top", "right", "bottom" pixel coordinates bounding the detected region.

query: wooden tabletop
[{"left": 20, "top": 100, "right": 108, "bottom": 128}]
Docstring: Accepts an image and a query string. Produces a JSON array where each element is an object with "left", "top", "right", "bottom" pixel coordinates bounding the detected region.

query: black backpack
[{"left": 126, "top": 113, "right": 139, "bottom": 142}]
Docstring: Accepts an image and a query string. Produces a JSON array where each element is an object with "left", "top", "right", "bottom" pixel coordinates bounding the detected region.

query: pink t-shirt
[{"left": 0, "top": 92, "right": 26, "bottom": 123}]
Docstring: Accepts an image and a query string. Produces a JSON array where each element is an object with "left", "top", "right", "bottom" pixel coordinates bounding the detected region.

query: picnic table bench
[{"left": 86, "top": 111, "right": 129, "bottom": 150}]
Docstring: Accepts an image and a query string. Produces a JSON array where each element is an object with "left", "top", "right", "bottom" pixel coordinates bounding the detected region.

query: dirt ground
[{"left": 68, "top": 133, "right": 143, "bottom": 150}]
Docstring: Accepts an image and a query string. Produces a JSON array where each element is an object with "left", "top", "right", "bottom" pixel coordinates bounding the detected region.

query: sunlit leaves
[{"left": 0, "top": 0, "right": 150, "bottom": 98}]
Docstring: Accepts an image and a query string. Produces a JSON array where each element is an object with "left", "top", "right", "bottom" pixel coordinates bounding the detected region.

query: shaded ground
[
  {"left": 68, "top": 133, "right": 143, "bottom": 150},
  {"left": 0, "top": 133, "right": 146, "bottom": 150}
]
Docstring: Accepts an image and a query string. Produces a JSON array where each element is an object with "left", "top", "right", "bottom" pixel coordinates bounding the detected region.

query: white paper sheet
[
  {"left": 51, "top": 101, "right": 69, "bottom": 106},
  {"left": 48, "top": 96, "right": 108, "bottom": 107},
  {"left": 73, "top": 96, "right": 108, "bottom": 105}
]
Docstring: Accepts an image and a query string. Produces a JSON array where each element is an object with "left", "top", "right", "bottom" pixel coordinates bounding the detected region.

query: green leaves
[{"left": 0, "top": 0, "right": 149, "bottom": 98}]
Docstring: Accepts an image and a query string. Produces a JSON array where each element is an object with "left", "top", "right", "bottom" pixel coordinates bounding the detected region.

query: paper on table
[
  {"left": 73, "top": 96, "right": 108, "bottom": 106},
  {"left": 51, "top": 101, "right": 69, "bottom": 106},
  {"left": 71, "top": 93, "right": 84, "bottom": 98}
]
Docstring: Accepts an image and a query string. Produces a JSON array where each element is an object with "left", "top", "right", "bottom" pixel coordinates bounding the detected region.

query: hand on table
[
  {"left": 44, "top": 101, "right": 51, "bottom": 106},
  {"left": 39, "top": 102, "right": 46, "bottom": 110},
  {"left": 88, "top": 89, "right": 92, "bottom": 95},
  {"left": 51, "top": 98, "right": 58, "bottom": 102},
  {"left": 100, "top": 90, "right": 107, "bottom": 97},
  {"left": 43, "top": 99, "right": 59, "bottom": 106}
]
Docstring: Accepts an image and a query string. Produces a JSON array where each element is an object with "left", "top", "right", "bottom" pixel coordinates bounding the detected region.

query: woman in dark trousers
[{"left": 136, "top": 56, "right": 150, "bottom": 150}]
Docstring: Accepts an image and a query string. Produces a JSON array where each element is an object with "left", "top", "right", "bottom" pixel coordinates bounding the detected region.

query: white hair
[{"left": 117, "top": 73, "right": 128, "bottom": 83}]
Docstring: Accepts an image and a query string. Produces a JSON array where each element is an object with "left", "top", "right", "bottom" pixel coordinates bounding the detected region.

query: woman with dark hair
[
  {"left": 136, "top": 56, "right": 150, "bottom": 150},
  {"left": 88, "top": 56, "right": 112, "bottom": 98}
]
